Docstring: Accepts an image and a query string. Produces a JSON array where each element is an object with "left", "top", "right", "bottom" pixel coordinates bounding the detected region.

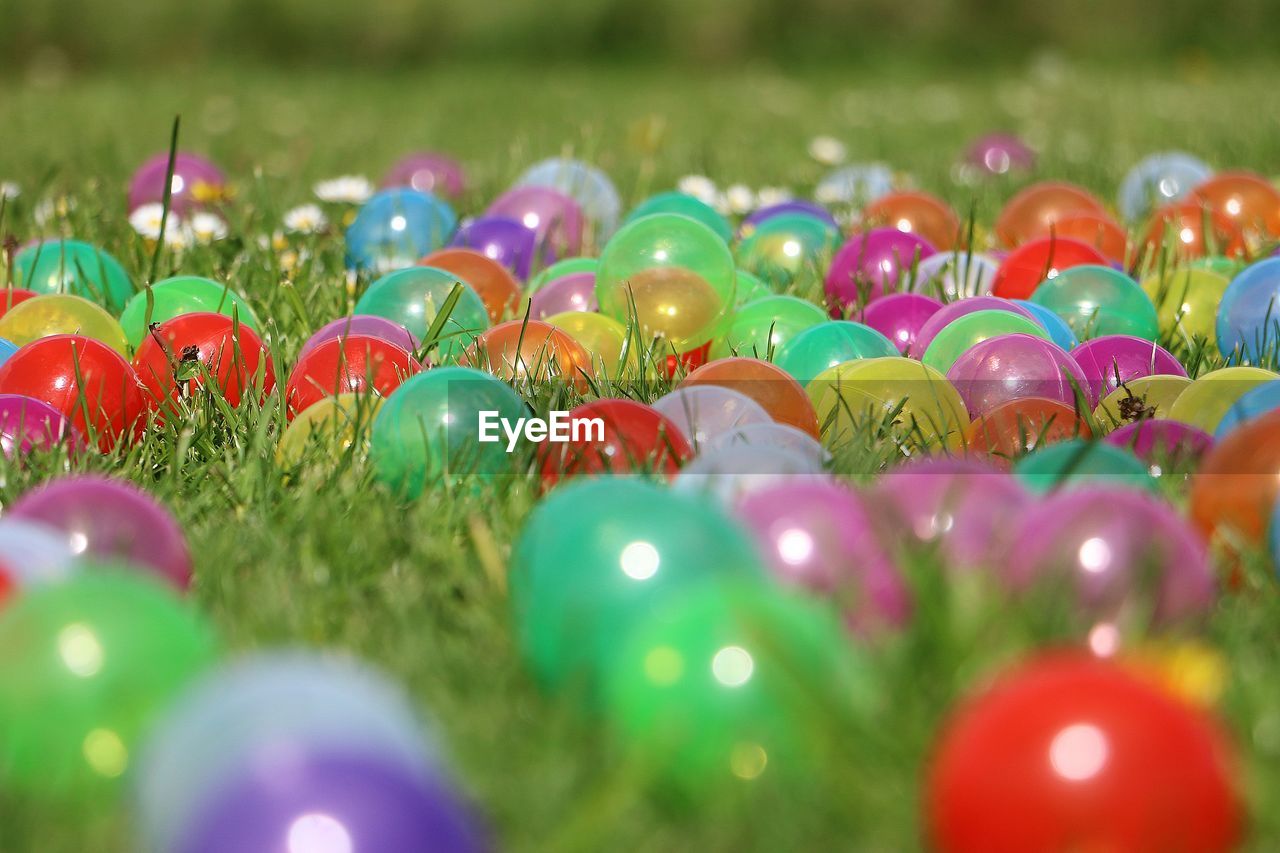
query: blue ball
[
  {"left": 1014, "top": 299, "right": 1079, "bottom": 351},
  {"left": 1116, "top": 152, "right": 1213, "bottom": 222},
  {"left": 0, "top": 337, "right": 18, "bottom": 368},
  {"left": 345, "top": 188, "right": 457, "bottom": 274},
  {"left": 1215, "top": 380, "right": 1280, "bottom": 439},
  {"left": 1216, "top": 258, "right": 1280, "bottom": 362}
]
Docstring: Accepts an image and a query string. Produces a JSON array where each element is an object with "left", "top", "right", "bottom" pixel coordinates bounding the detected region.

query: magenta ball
[
  {"left": 528, "top": 271, "right": 598, "bottom": 320},
  {"left": 1070, "top": 335, "right": 1187, "bottom": 401},
  {"left": 1001, "top": 486, "right": 1215, "bottom": 628},
  {"left": 128, "top": 152, "right": 227, "bottom": 217},
  {"left": 1105, "top": 418, "right": 1213, "bottom": 465},
  {"left": 911, "top": 296, "right": 1039, "bottom": 358},
  {"left": 947, "top": 333, "right": 1092, "bottom": 417},
  {"left": 860, "top": 292, "right": 943, "bottom": 356},
  {"left": 824, "top": 228, "right": 936, "bottom": 310},
  {"left": 964, "top": 133, "right": 1036, "bottom": 175},
  {"left": 381, "top": 152, "right": 466, "bottom": 199},
  {"left": 876, "top": 456, "right": 1028, "bottom": 572},
  {"left": 9, "top": 475, "right": 193, "bottom": 590},
  {"left": 734, "top": 479, "right": 910, "bottom": 634},
  {"left": 0, "top": 393, "right": 83, "bottom": 457},
  {"left": 486, "top": 186, "right": 585, "bottom": 258},
  {"left": 299, "top": 315, "right": 420, "bottom": 361}
]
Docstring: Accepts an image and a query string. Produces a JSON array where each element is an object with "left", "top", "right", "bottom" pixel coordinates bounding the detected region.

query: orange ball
[
  {"left": 679, "top": 356, "right": 820, "bottom": 439},
  {"left": 1053, "top": 212, "right": 1129, "bottom": 265},
  {"left": 995, "top": 182, "right": 1107, "bottom": 247},
  {"left": 1192, "top": 171, "right": 1280, "bottom": 244},
  {"left": 463, "top": 319, "right": 594, "bottom": 391},
  {"left": 863, "top": 191, "right": 963, "bottom": 251},
  {"left": 1142, "top": 200, "right": 1242, "bottom": 262},
  {"left": 965, "top": 397, "right": 1091, "bottom": 462},
  {"left": 1190, "top": 409, "right": 1280, "bottom": 550},
  {"left": 419, "top": 248, "right": 521, "bottom": 323}
]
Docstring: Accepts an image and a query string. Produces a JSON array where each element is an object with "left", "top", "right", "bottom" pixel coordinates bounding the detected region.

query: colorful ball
[
  {"left": 921, "top": 309, "right": 1050, "bottom": 375},
  {"left": 345, "top": 188, "right": 456, "bottom": 273},
  {"left": 119, "top": 276, "right": 261, "bottom": 351},
  {"left": 420, "top": 248, "right": 522, "bottom": 323},
  {"left": 991, "top": 236, "right": 1109, "bottom": 301},
  {"left": 1030, "top": 265, "right": 1159, "bottom": 341},
  {"left": 487, "top": 185, "right": 585, "bottom": 260},
  {"left": 1070, "top": 335, "right": 1187, "bottom": 404},
  {"left": 774, "top": 321, "right": 897, "bottom": 384},
  {"left": 13, "top": 240, "right": 134, "bottom": 313},
  {"left": 132, "top": 313, "right": 275, "bottom": 416},
  {"left": 0, "top": 293, "right": 129, "bottom": 355},
  {"left": 861, "top": 292, "right": 943, "bottom": 356},
  {"left": 946, "top": 333, "right": 1089, "bottom": 418},
  {"left": 128, "top": 152, "right": 226, "bottom": 217},
  {"left": 1012, "top": 438, "right": 1158, "bottom": 495},
  {"left": 825, "top": 228, "right": 936, "bottom": 309},
  {"left": 298, "top": 315, "right": 419, "bottom": 362},
  {"left": 1117, "top": 152, "right": 1213, "bottom": 222},
  {"left": 652, "top": 386, "right": 773, "bottom": 451},
  {"left": 285, "top": 335, "right": 420, "bottom": 417},
  {"left": 709, "top": 295, "right": 827, "bottom": 361},
  {"left": 625, "top": 192, "right": 732, "bottom": 243},
  {"left": 1216, "top": 257, "right": 1280, "bottom": 361},
  {"left": 451, "top": 216, "right": 540, "bottom": 280},
  {"left": 354, "top": 267, "right": 490, "bottom": 362},
  {"left": 994, "top": 181, "right": 1106, "bottom": 247},
  {"left": 1167, "top": 366, "right": 1278, "bottom": 434}
]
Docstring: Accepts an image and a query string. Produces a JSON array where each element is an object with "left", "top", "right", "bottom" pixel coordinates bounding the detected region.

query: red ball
[
  {"left": 0, "top": 335, "right": 148, "bottom": 452},
  {"left": 664, "top": 342, "right": 711, "bottom": 379},
  {"left": 991, "top": 236, "right": 1109, "bottom": 300},
  {"left": 927, "top": 653, "right": 1242, "bottom": 852},
  {"left": 537, "top": 398, "right": 693, "bottom": 488},
  {"left": 0, "top": 289, "right": 37, "bottom": 319},
  {"left": 285, "top": 334, "right": 422, "bottom": 418},
  {"left": 132, "top": 312, "right": 276, "bottom": 415},
  {"left": 0, "top": 563, "right": 13, "bottom": 607}
]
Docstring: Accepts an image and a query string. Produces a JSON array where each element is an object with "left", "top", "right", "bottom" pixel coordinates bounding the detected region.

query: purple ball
[
  {"left": 876, "top": 456, "right": 1028, "bottom": 572},
  {"left": 299, "top": 315, "right": 420, "bottom": 361},
  {"left": 9, "top": 474, "right": 192, "bottom": 589},
  {"left": 1070, "top": 335, "right": 1187, "bottom": 402},
  {"left": 734, "top": 479, "right": 910, "bottom": 635},
  {"left": 0, "top": 394, "right": 82, "bottom": 457},
  {"left": 178, "top": 749, "right": 488, "bottom": 853},
  {"left": 963, "top": 133, "right": 1036, "bottom": 176},
  {"left": 946, "top": 333, "right": 1091, "bottom": 417},
  {"left": 910, "top": 296, "right": 1039, "bottom": 359},
  {"left": 824, "top": 228, "right": 936, "bottom": 310},
  {"left": 1000, "top": 486, "right": 1215, "bottom": 629},
  {"left": 527, "top": 271, "right": 598, "bottom": 320},
  {"left": 860, "top": 292, "right": 944, "bottom": 356},
  {"left": 486, "top": 185, "right": 585, "bottom": 259},
  {"left": 381, "top": 152, "right": 466, "bottom": 199},
  {"left": 740, "top": 201, "right": 838, "bottom": 236},
  {"left": 451, "top": 216, "right": 540, "bottom": 280},
  {"left": 128, "top": 152, "right": 226, "bottom": 217},
  {"left": 1105, "top": 418, "right": 1213, "bottom": 465}
]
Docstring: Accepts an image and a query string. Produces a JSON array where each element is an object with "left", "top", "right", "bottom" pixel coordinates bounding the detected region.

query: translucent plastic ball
[
  {"left": 345, "top": 188, "right": 457, "bottom": 274},
  {"left": 509, "top": 478, "right": 767, "bottom": 692},
  {"left": 681, "top": 357, "right": 819, "bottom": 438},
  {"left": 0, "top": 569, "right": 217, "bottom": 796},
  {"left": 119, "top": 276, "right": 261, "bottom": 350},
  {"left": 1191, "top": 409, "right": 1280, "bottom": 549},
  {"left": 420, "top": 248, "right": 522, "bottom": 323},
  {"left": 1, "top": 288, "right": 37, "bottom": 319},
  {"left": 526, "top": 257, "right": 599, "bottom": 294},
  {"left": 739, "top": 200, "right": 838, "bottom": 236},
  {"left": 0, "top": 393, "right": 81, "bottom": 457},
  {"left": 13, "top": 240, "right": 134, "bottom": 313},
  {"left": 1216, "top": 257, "right": 1280, "bottom": 362},
  {"left": 994, "top": 181, "right": 1107, "bottom": 247},
  {"left": 921, "top": 309, "right": 1051, "bottom": 375},
  {"left": 354, "top": 267, "right": 490, "bottom": 362},
  {"left": 10, "top": 475, "right": 192, "bottom": 590},
  {"left": 1030, "top": 265, "right": 1160, "bottom": 341},
  {"left": 536, "top": 398, "right": 692, "bottom": 487},
  {"left": 947, "top": 333, "right": 1089, "bottom": 418},
  {"left": 735, "top": 213, "right": 838, "bottom": 288},
  {"left": 298, "top": 315, "right": 419, "bottom": 361},
  {"left": 487, "top": 185, "right": 585, "bottom": 259},
  {"left": 706, "top": 422, "right": 829, "bottom": 466},
  {"left": 965, "top": 397, "right": 1091, "bottom": 460},
  {"left": 285, "top": 335, "right": 421, "bottom": 417},
  {"left": 596, "top": 213, "right": 737, "bottom": 352},
  {"left": 1167, "top": 366, "right": 1278, "bottom": 434},
  {"left": 527, "top": 271, "right": 596, "bottom": 319},
  {"left": 381, "top": 151, "right": 466, "bottom": 198},
  {"left": 709, "top": 295, "right": 828, "bottom": 361},
  {"left": 863, "top": 190, "right": 962, "bottom": 251},
  {"left": 1215, "top": 379, "right": 1280, "bottom": 439},
  {"left": 912, "top": 296, "right": 1039, "bottom": 358},
  {"left": 132, "top": 313, "right": 275, "bottom": 416},
  {"left": 991, "top": 236, "right": 1109, "bottom": 300},
  {"left": 135, "top": 651, "right": 472, "bottom": 853},
  {"left": 1142, "top": 199, "right": 1241, "bottom": 262},
  {"left": 1094, "top": 375, "right": 1192, "bottom": 428},
  {"left": 736, "top": 479, "right": 909, "bottom": 632},
  {"left": 625, "top": 192, "right": 732, "bottom": 243},
  {"left": 1192, "top": 171, "right": 1280, "bottom": 242},
  {"left": 774, "top": 320, "right": 898, "bottom": 384},
  {"left": 674, "top": 444, "right": 827, "bottom": 507},
  {"left": 962, "top": 133, "right": 1035, "bottom": 176},
  {"left": 1106, "top": 419, "right": 1213, "bottom": 467},
  {"left": 463, "top": 319, "right": 594, "bottom": 392},
  {"left": 517, "top": 157, "right": 621, "bottom": 241},
  {"left": 861, "top": 293, "right": 943, "bottom": 356},
  {"left": 1070, "top": 335, "right": 1187, "bottom": 404},
  {"left": 277, "top": 393, "right": 384, "bottom": 469},
  {"left": 815, "top": 162, "right": 894, "bottom": 205},
  {"left": 1141, "top": 268, "right": 1230, "bottom": 347},
  {"left": 876, "top": 456, "right": 1029, "bottom": 572},
  {"left": 825, "top": 228, "right": 936, "bottom": 309},
  {"left": 912, "top": 251, "right": 1000, "bottom": 300},
  {"left": 544, "top": 311, "right": 629, "bottom": 376},
  {"left": 128, "top": 152, "right": 226, "bottom": 217},
  {"left": 652, "top": 385, "right": 773, "bottom": 451},
  {"left": 370, "top": 367, "right": 527, "bottom": 498},
  {"left": 1015, "top": 299, "right": 1079, "bottom": 351},
  {"left": 1051, "top": 212, "right": 1130, "bottom": 265},
  {"left": 0, "top": 293, "right": 129, "bottom": 355},
  {"left": 1117, "top": 152, "right": 1213, "bottom": 223},
  {"left": 0, "top": 338, "right": 16, "bottom": 368},
  {"left": 0, "top": 517, "right": 78, "bottom": 587},
  {"left": 450, "top": 216, "right": 540, "bottom": 281},
  {"left": 1012, "top": 439, "right": 1158, "bottom": 495}
]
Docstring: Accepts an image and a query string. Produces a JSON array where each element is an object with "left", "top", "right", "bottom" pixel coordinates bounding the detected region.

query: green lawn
[{"left": 2, "top": 62, "right": 1280, "bottom": 851}]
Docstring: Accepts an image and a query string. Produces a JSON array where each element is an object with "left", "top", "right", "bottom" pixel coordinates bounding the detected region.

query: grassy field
[{"left": 2, "top": 62, "right": 1280, "bottom": 851}]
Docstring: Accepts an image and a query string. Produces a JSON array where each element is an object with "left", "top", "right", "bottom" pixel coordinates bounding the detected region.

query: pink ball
[
  {"left": 1070, "top": 335, "right": 1187, "bottom": 402},
  {"left": 861, "top": 292, "right": 943, "bottom": 356},
  {"left": 1105, "top": 418, "right": 1213, "bottom": 466},
  {"left": 128, "top": 152, "right": 226, "bottom": 217},
  {"left": 911, "top": 296, "right": 1039, "bottom": 359},
  {"left": 298, "top": 316, "right": 420, "bottom": 362},
  {"left": 824, "top": 228, "right": 936, "bottom": 311},
  {"left": 946, "top": 333, "right": 1092, "bottom": 417},
  {"left": 528, "top": 272, "right": 597, "bottom": 320},
  {"left": 487, "top": 186, "right": 585, "bottom": 259},
  {"left": 381, "top": 153, "right": 466, "bottom": 198}
]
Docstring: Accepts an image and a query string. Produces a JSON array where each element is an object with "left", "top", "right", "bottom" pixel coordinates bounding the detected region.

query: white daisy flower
[
  {"left": 34, "top": 195, "right": 77, "bottom": 226},
  {"left": 677, "top": 174, "right": 717, "bottom": 205},
  {"left": 129, "top": 203, "right": 182, "bottom": 240},
  {"left": 314, "top": 175, "right": 373, "bottom": 204},
  {"left": 0, "top": 182, "right": 20, "bottom": 200},
  {"left": 808, "top": 136, "right": 847, "bottom": 166},
  {"left": 755, "top": 186, "right": 793, "bottom": 208},
  {"left": 166, "top": 227, "right": 193, "bottom": 250},
  {"left": 283, "top": 203, "right": 328, "bottom": 234},
  {"left": 723, "top": 184, "right": 755, "bottom": 215},
  {"left": 188, "top": 212, "right": 229, "bottom": 244}
]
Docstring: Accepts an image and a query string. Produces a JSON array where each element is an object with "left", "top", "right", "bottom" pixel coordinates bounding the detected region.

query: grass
[{"left": 2, "top": 60, "right": 1280, "bottom": 851}]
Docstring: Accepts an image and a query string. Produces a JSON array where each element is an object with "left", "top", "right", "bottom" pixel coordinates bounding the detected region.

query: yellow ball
[
  {"left": 1140, "top": 268, "right": 1230, "bottom": 346},
  {"left": 807, "top": 356, "right": 969, "bottom": 450},
  {"left": 0, "top": 294, "right": 129, "bottom": 355},
  {"left": 277, "top": 393, "right": 384, "bottom": 469},
  {"left": 1123, "top": 640, "right": 1228, "bottom": 709},
  {"left": 1166, "top": 366, "right": 1278, "bottom": 433},
  {"left": 544, "top": 311, "right": 630, "bottom": 376},
  {"left": 1093, "top": 375, "right": 1193, "bottom": 431}
]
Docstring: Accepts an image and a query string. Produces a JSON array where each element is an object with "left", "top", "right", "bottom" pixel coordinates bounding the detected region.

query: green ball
[
  {"left": 773, "top": 321, "right": 898, "bottom": 384},
  {"left": 526, "top": 257, "right": 598, "bottom": 295},
  {"left": 1190, "top": 255, "right": 1245, "bottom": 278},
  {"left": 1013, "top": 439, "right": 1158, "bottom": 495},
  {"left": 626, "top": 191, "right": 733, "bottom": 243},
  {"left": 603, "top": 580, "right": 875, "bottom": 800},
  {"left": 509, "top": 478, "right": 768, "bottom": 695},
  {"left": 119, "top": 276, "right": 261, "bottom": 350},
  {"left": 1030, "top": 265, "right": 1160, "bottom": 342},
  {"left": 710, "top": 295, "right": 828, "bottom": 361},
  {"left": 920, "top": 309, "right": 1049, "bottom": 374},
  {"left": 734, "top": 213, "right": 838, "bottom": 289},
  {"left": 14, "top": 240, "right": 135, "bottom": 313},
  {"left": 370, "top": 366, "right": 527, "bottom": 498},
  {"left": 355, "top": 266, "right": 490, "bottom": 362},
  {"left": 0, "top": 569, "right": 217, "bottom": 796}
]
